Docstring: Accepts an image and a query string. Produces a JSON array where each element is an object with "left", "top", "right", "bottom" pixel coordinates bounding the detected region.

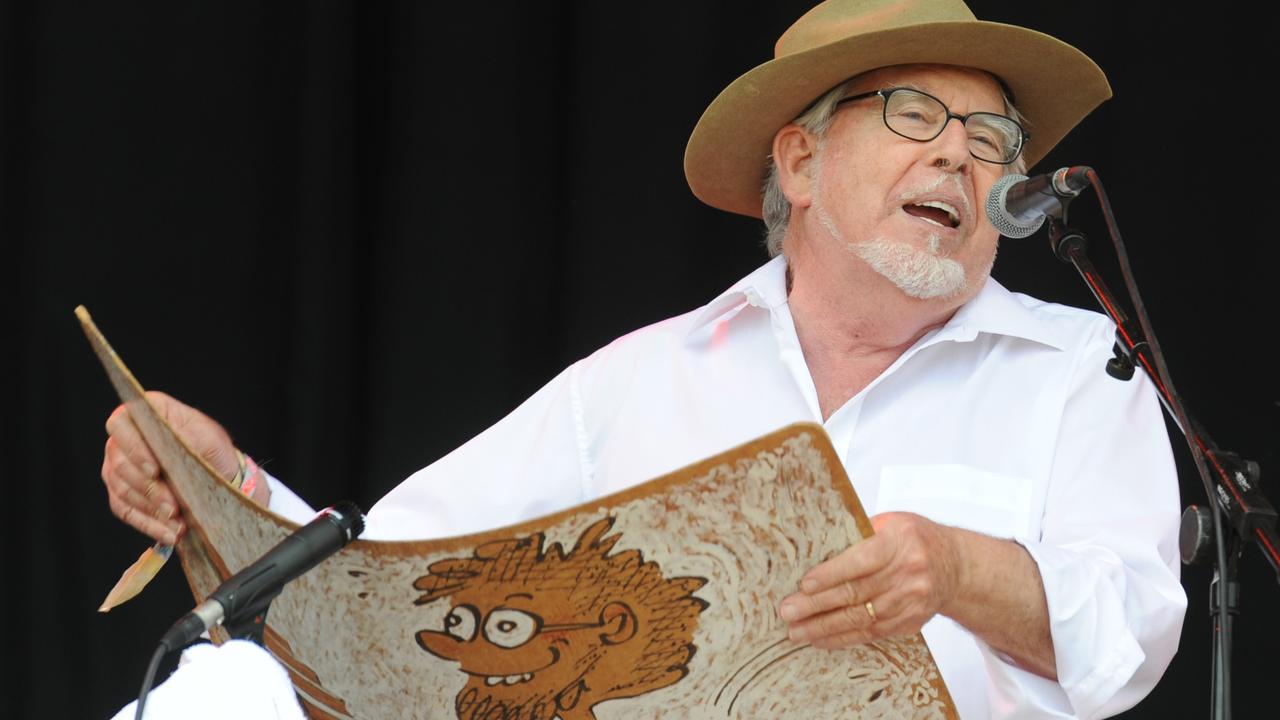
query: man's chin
[{"left": 848, "top": 237, "right": 969, "bottom": 300}]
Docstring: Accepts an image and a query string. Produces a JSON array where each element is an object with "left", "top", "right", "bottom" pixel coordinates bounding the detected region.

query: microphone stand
[{"left": 1044, "top": 215, "right": 1280, "bottom": 720}]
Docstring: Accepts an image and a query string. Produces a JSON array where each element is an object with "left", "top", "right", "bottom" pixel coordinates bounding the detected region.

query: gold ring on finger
[
  {"left": 144, "top": 480, "right": 158, "bottom": 498},
  {"left": 865, "top": 601, "right": 877, "bottom": 622}
]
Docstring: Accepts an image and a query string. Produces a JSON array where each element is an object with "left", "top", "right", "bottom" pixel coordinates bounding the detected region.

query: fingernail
[
  {"left": 780, "top": 603, "right": 799, "bottom": 622},
  {"left": 141, "top": 462, "right": 157, "bottom": 478},
  {"left": 788, "top": 626, "right": 808, "bottom": 642},
  {"left": 800, "top": 578, "right": 819, "bottom": 594},
  {"left": 165, "top": 530, "right": 178, "bottom": 545},
  {"left": 159, "top": 504, "right": 174, "bottom": 520}
]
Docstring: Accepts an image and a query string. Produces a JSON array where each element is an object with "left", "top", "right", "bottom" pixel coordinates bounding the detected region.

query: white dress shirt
[{"left": 268, "top": 255, "right": 1186, "bottom": 719}]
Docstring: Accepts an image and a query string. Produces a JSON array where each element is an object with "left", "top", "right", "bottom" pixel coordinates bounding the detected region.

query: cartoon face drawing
[{"left": 413, "top": 517, "right": 708, "bottom": 720}]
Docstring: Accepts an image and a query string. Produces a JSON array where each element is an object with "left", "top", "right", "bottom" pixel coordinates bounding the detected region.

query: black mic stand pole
[{"left": 1045, "top": 216, "right": 1280, "bottom": 720}]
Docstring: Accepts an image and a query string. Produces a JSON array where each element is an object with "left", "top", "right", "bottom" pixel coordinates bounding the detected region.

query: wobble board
[{"left": 78, "top": 306, "right": 956, "bottom": 720}]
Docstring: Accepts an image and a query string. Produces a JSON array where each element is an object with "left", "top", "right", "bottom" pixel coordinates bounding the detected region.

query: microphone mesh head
[{"left": 984, "top": 173, "right": 1043, "bottom": 239}]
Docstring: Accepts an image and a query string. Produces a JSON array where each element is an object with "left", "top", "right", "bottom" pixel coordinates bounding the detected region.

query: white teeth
[
  {"left": 486, "top": 673, "right": 534, "bottom": 686},
  {"left": 918, "top": 200, "right": 960, "bottom": 226}
]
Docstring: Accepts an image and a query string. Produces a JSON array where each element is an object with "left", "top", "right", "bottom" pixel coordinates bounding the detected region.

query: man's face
[{"left": 806, "top": 65, "right": 1008, "bottom": 302}]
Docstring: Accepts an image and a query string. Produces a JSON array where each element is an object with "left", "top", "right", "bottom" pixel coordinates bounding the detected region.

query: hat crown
[{"left": 776, "top": 0, "right": 978, "bottom": 58}]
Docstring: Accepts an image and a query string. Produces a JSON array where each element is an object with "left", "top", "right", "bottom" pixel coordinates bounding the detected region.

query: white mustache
[{"left": 896, "top": 173, "right": 972, "bottom": 222}]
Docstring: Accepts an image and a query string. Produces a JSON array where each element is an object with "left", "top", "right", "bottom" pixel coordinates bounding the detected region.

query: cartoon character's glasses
[{"left": 443, "top": 604, "right": 603, "bottom": 649}]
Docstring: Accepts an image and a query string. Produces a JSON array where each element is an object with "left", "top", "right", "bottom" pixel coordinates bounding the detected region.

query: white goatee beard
[
  {"left": 848, "top": 234, "right": 969, "bottom": 300},
  {"left": 812, "top": 176, "right": 977, "bottom": 300}
]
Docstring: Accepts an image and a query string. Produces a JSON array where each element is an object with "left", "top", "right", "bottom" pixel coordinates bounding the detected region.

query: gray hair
[{"left": 761, "top": 81, "right": 1029, "bottom": 258}]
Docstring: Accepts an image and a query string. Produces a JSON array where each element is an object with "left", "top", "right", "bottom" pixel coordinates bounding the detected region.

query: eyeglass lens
[{"left": 884, "top": 89, "right": 1022, "bottom": 164}]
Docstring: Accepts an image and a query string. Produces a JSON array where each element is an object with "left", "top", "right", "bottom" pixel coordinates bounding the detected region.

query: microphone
[
  {"left": 985, "top": 166, "right": 1091, "bottom": 238},
  {"left": 159, "top": 501, "right": 365, "bottom": 650}
]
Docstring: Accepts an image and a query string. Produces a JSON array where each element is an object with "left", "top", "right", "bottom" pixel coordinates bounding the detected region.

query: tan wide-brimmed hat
[{"left": 684, "top": 0, "right": 1111, "bottom": 219}]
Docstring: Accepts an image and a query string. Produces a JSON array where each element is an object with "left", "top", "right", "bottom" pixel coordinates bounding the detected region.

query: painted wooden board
[{"left": 78, "top": 307, "right": 957, "bottom": 720}]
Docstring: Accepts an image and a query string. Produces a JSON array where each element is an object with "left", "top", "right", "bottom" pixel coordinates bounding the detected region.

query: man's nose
[{"left": 925, "top": 117, "right": 972, "bottom": 172}]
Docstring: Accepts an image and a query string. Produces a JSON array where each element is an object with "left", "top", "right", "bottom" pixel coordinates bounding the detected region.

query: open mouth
[{"left": 902, "top": 200, "right": 960, "bottom": 229}]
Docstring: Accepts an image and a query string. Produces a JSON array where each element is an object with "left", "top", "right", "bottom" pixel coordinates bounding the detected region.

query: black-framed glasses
[{"left": 835, "top": 87, "right": 1029, "bottom": 165}]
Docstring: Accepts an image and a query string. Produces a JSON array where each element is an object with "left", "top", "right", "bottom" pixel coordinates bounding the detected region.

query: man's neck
[
  {"left": 784, "top": 243, "right": 962, "bottom": 420},
  {"left": 785, "top": 245, "right": 958, "bottom": 358}
]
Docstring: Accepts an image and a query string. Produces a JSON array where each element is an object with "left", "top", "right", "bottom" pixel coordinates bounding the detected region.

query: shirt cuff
[
  {"left": 1016, "top": 538, "right": 1147, "bottom": 719},
  {"left": 263, "top": 471, "right": 317, "bottom": 524}
]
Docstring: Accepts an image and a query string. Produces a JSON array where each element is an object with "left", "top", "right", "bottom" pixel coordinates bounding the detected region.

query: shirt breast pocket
[{"left": 875, "top": 464, "right": 1035, "bottom": 542}]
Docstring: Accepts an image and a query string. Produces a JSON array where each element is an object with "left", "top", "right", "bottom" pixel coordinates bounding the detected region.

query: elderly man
[{"left": 101, "top": 1, "right": 1185, "bottom": 717}]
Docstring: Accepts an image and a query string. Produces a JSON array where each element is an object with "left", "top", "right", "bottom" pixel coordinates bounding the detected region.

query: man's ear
[
  {"left": 772, "top": 124, "right": 819, "bottom": 209},
  {"left": 598, "top": 602, "right": 638, "bottom": 645}
]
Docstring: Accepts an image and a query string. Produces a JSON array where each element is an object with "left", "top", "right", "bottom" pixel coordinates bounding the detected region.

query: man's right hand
[{"left": 101, "top": 391, "right": 241, "bottom": 545}]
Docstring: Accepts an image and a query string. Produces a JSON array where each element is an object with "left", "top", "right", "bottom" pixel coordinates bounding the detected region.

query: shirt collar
[
  {"left": 686, "top": 255, "right": 1067, "bottom": 351},
  {"left": 944, "top": 276, "right": 1068, "bottom": 350},
  {"left": 685, "top": 255, "right": 790, "bottom": 339}
]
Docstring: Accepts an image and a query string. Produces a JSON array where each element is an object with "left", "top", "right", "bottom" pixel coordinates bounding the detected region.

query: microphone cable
[{"left": 134, "top": 638, "right": 171, "bottom": 720}]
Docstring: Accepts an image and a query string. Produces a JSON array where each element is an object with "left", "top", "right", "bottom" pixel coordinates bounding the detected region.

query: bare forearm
[{"left": 941, "top": 527, "right": 1056, "bottom": 680}]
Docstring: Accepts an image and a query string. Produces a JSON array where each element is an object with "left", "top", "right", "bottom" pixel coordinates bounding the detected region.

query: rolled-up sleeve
[{"left": 995, "top": 321, "right": 1187, "bottom": 718}]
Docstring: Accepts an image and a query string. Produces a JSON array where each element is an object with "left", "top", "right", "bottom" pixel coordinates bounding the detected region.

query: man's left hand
[{"left": 778, "top": 512, "right": 962, "bottom": 648}]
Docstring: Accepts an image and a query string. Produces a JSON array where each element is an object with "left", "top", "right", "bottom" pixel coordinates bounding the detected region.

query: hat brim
[{"left": 684, "top": 20, "right": 1111, "bottom": 218}]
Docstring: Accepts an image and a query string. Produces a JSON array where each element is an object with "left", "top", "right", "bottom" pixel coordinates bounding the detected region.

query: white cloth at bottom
[{"left": 110, "top": 640, "right": 303, "bottom": 720}]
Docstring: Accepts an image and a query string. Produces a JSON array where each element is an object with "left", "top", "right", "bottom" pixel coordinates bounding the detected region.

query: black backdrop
[{"left": 3, "top": 2, "right": 1277, "bottom": 718}]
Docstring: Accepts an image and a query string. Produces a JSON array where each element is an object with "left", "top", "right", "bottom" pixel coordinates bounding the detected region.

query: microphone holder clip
[{"left": 221, "top": 592, "right": 279, "bottom": 645}]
